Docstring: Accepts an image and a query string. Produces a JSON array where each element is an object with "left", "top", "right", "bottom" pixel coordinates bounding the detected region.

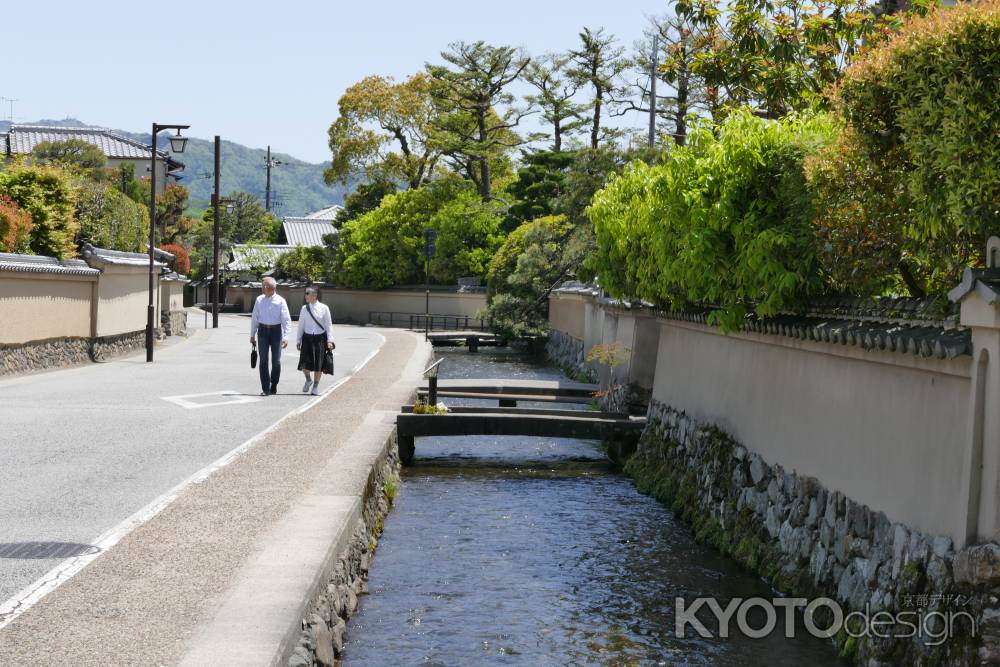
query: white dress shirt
[
  {"left": 297, "top": 301, "right": 333, "bottom": 344},
  {"left": 250, "top": 293, "right": 292, "bottom": 340}
]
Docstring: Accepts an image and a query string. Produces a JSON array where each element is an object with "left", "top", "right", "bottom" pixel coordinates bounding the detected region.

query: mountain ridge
[{"left": 0, "top": 118, "right": 349, "bottom": 217}]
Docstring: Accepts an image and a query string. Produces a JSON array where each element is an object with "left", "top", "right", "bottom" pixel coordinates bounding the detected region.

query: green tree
[
  {"left": 505, "top": 150, "right": 575, "bottom": 231},
  {"left": 0, "top": 163, "right": 78, "bottom": 258},
  {"left": 325, "top": 73, "right": 442, "bottom": 189},
  {"left": 615, "top": 13, "right": 717, "bottom": 146},
  {"left": 677, "top": 0, "right": 895, "bottom": 119},
  {"left": 427, "top": 41, "right": 531, "bottom": 200},
  {"left": 75, "top": 181, "right": 150, "bottom": 252},
  {"left": 428, "top": 191, "right": 504, "bottom": 283},
  {"left": 483, "top": 215, "right": 573, "bottom": 338},
  {"left": 117, "top": 163, "right": 145, "bottom": 204},
  {"left": 155, "top": 183, "right": 194, "bottom": 243},
  {"left": 221, "top": 191, "right": 279, "bottom": 244},
  {"left": 334, "top": 178, "right": 501, "bottom": 288},
  {"left": 334, "top": 179, "right": 398, "bottom": 226},
  {"left": 188, "top": 191, "right": 277, "bottom": 278},
  {"left": 523, "top": 54, "right": 588, "bottom": 152},
  {"left": 567, "top": 28, "right": 628, "bottom": 149},
  {"left": 31, "top": 138, "right": 108, "bottom": 173}
]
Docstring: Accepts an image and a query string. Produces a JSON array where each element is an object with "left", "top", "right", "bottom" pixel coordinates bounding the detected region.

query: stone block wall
[
  {"left": 160, "top": 309, "right": 187, "bottom": 338},
  {"left": 0, "top": 338, "right": 92, "bottom": 377},
  {"left": 90, "top": 331, "right": 145, "bottom": 362},
  {"left": 287, "top": 433, "right": 401, "bottom": 666},
  {"left": 0, "top": 330, "right": 146, "bottom": 377},
  {"left": 545, "top": 329, "right": 595, "bottom": 382},
  {"left": 627, "top": 400, "right": 999, "bottom": 665}
]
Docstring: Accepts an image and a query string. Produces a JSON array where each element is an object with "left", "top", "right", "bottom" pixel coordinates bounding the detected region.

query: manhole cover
[{"left": 0, "top": 542, "right": 101, "bottom": 559}]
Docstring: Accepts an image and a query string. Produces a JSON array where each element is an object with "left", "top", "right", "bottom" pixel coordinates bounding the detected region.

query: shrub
[
  {"left": 482, "top": 215, "right": 574, "bottom": 338},
  {"left": 832, "top": 0, "right": 1000, "bottom": 291},
  {"left": 0, "top": 163, "right": 78, "bottom": 258},
  {"left": 0, "top": 195, "right": 33, "bottom": 253},
  {"left": 274, "top": 245, "right": 327, "bottom": 282},
  {"left": 75, "top": 181, "right": 150, "bottom": 253},
  {"left": 160, "top": 242, "right": 191, "bottom": 274},
  {"left": 589, "top": 110, "right": 839, "bottom": 330}
]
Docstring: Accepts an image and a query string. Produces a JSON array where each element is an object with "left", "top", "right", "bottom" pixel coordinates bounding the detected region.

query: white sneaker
[
  {"left": 310, "top": 383, "right": 320, "bottom": 396},
  {"left": 302, "top": 379, "right": 312, "bottom": 393}
]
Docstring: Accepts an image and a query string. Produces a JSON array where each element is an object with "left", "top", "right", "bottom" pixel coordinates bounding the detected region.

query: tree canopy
[{"left": 325, "top": 73, "right": 441, "bottom": 189}]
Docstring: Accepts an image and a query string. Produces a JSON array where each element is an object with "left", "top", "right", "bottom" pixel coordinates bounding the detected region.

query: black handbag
[{"left": 250, "top": 342, "right": 258, "bottom": 368}]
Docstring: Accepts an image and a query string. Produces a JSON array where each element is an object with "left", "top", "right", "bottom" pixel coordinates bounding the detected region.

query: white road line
[
  {"left": 162, "top": 391, "right": 263, "bottom": 409},
  {"left": 0, "top": 332, "right": 386, "bottom": 630}
]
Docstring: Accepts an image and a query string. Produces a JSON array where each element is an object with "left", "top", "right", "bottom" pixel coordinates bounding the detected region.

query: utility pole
[
  {"left": 648, "top": 34, "right": 659, "bottom": 148},
  {"left": 212, "top": 135, "right": 221, "bottom": 329},
  {"left": 264, "top": 146, "right": 285, "bottom": 213},
  {"left": 265, "top": 145, "right": 272, "bottom": 213}
]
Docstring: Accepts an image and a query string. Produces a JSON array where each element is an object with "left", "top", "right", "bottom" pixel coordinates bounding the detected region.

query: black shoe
[
  {"left": 269, "top": 384, "right": 278, "bottom": 395},
  {"left": 260, "top": 389, "right": 269, "bottom": 396}
]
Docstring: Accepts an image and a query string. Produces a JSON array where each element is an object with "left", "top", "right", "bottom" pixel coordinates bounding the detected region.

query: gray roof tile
[
  {"left": 0, "top": 252, "right": 99, "bottom": 277},
  {"left": 281, "top": 220, "right": 336, "bottom": 246},
  {"left": 5, "top": 125, "right": 169, "bottom": 161},
  {"left": 81, "top": 244, "right": 162, "bottom": 268}
]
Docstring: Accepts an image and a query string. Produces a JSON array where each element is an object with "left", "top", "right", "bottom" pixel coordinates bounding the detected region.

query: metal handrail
[
  {"left": 423, "top": 358, "right": 443, "bottom": 378},
  {"left": 368, "top": 310, "right": 491, "bottom": 332}
]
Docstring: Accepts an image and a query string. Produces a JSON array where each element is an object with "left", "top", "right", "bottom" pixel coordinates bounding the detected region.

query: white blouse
[{"left": 297, "top": 302, "right": 333, "bottom": 342}]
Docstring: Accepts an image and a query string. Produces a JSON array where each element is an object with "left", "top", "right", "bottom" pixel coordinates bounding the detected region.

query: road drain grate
[{"left": 0, "top": 542, "right": 101, "bottom": 559}]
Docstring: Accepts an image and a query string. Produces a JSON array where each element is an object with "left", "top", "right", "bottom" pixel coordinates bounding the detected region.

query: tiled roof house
[{"left": 0, "top": 124, "right": 185, "bottom": 193}]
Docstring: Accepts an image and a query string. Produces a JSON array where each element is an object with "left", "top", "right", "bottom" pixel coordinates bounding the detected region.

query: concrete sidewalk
[{"left": 0, "top": 328, "right": 431, "bottom": 666}]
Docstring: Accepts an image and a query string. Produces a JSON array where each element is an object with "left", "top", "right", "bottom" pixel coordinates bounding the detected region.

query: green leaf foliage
[
  {"left": 832, "top": 0, "right": 1000, "bottom": 290},
  {"left": 274, "top": 245, "right": 329, "bottom": 282},
  {"left": 487, "top": 214, "right": 572, "bottom": 297},
  {"left": 0, "top": 163, "right": 79, "bottom": 259},
  {"left": 75, "top": 180, "right": 150, "bottom": 253},
  {"left": 504, "top": 150, "right": 575, "bottom": 232},
  {"left": 589, "top": 109, "right": 839, "bottom": 330},
  {"left": 335, "top": 178, "right": 502, "bottom": 288}
]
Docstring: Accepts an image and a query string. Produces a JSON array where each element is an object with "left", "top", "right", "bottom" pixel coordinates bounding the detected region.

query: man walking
[{"left": 250, "top": 277, "right": 291, "bottom": 396}]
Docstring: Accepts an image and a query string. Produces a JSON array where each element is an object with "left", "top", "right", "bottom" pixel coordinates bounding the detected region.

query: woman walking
[{"left": 296, "top": 285, "right": 334, "bottom": 396}]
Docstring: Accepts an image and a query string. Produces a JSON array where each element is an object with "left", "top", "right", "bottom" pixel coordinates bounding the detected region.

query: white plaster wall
[
  {"left": 96, "top": 268, "right": 156, "bottom": 337},
  {"left": 0, "top": 273, "right": 94, "bottom": 343},
  {"left": 651, "top": 319, "right": 972, "bottom": 543}
]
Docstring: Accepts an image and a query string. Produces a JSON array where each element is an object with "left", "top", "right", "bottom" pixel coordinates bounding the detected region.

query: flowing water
[{"left": 343, "top": 349, "right": 847, "bottom": 666}]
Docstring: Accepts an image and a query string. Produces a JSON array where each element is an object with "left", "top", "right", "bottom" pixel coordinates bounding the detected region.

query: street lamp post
[{"left": 147, "top": 123, "right": 189, "bottom": 362}]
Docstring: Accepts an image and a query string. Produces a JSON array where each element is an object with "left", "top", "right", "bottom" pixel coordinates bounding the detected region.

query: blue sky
[{"left": 3, "top": 0, "right": 669, "bottom": 163}]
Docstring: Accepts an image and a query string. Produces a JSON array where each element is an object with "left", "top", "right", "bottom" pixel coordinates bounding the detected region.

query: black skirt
[{"left": 298, "top": 332, "right": 327, "bottom": 372}]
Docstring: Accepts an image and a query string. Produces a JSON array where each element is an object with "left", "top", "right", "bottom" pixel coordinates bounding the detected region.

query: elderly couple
[{"left": 249, "top": 277, "right": 333, "bottom": 397}]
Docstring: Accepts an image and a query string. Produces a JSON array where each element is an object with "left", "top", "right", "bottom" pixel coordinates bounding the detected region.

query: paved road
[{"left": 0, "top": 311, "right": 383, "bottom": 606}]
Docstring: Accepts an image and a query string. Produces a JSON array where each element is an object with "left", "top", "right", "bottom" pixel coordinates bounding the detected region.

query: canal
[{"left": 343, "top": 348, "right": 847, "bottom": 666}]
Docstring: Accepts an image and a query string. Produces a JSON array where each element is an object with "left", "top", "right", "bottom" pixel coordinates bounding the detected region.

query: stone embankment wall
[
  {"left": 629, "top": 401, "right": 995, "bottom": 665},
  {"left": 287, "top": 432, "right": 401, "bottom": 666},
  {"left": 547, "top": 279, "right": 1000, "bottom": 665},
  {"left": 0, "top": 331, "right": 146, "bottom": 376}
]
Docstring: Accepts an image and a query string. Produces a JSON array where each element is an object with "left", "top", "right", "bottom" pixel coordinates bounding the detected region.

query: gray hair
[
  {"left": 305, "top": 284, "right": 321, "bottom": 298},
  {"left": 262, "top": 277, "right": 277, "bottom": 289}
]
